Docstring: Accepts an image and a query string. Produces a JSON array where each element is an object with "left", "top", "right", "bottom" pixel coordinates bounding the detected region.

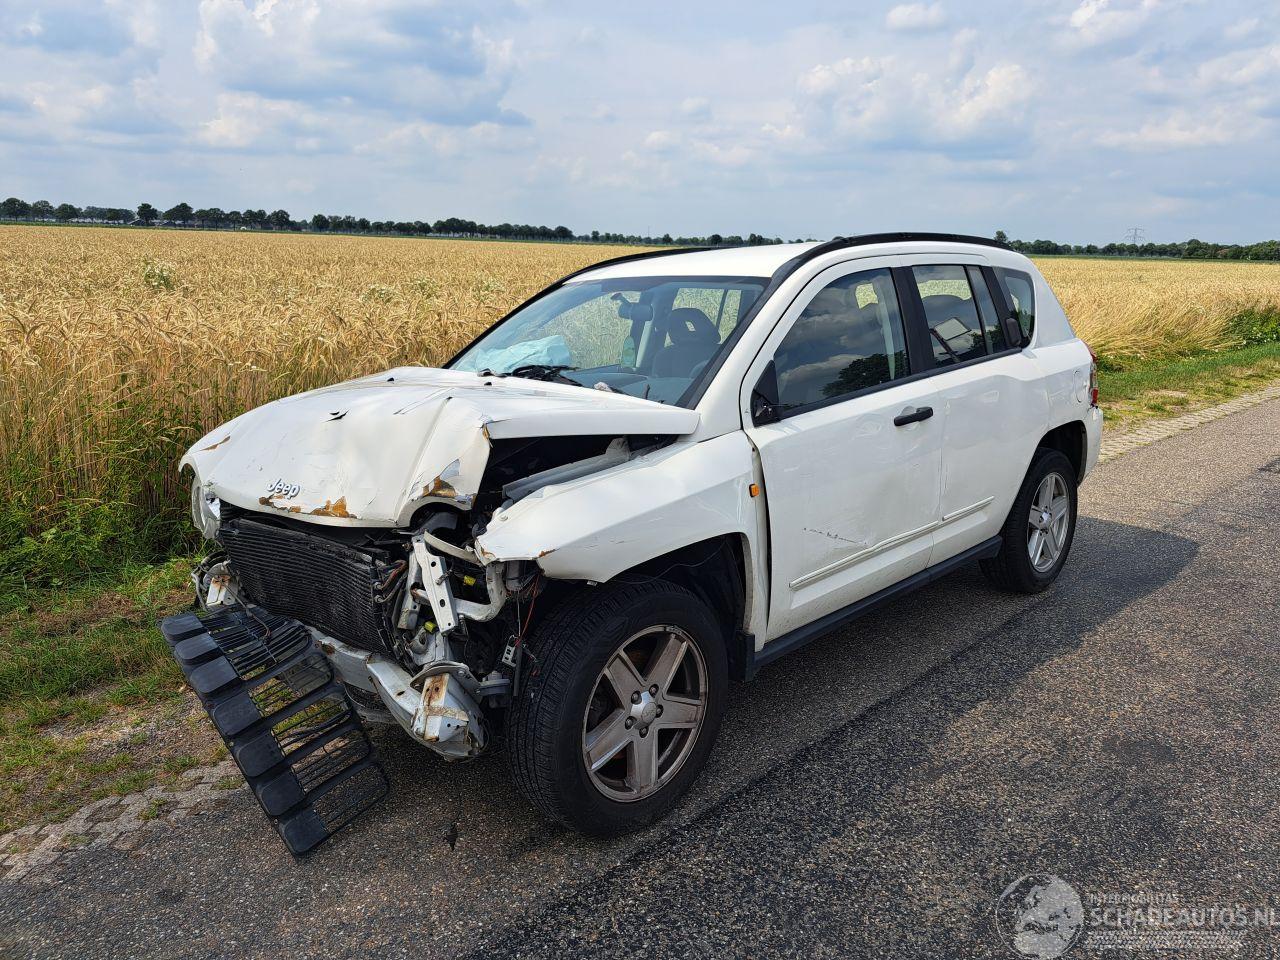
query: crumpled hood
[{"left": 182, "top": 366, "right": 700, "bottom": 527}]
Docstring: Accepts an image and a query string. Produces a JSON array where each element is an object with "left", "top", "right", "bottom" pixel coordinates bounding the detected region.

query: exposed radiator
[{"left": 220, "top": 514, "right": 401, "bottom": 656}]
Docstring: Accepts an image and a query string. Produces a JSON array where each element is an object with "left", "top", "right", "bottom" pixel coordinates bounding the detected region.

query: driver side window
[{"left": 773, "top": 268, "right": 910, "bottom": 413}]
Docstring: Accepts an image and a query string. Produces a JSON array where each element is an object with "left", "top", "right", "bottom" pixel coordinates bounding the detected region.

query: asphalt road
[{"left": 3, "top": 400, "right": 1279, "bottom": 959}]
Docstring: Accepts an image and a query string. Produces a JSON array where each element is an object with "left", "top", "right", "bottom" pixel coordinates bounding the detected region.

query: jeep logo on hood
[{"left": 267, "top": 478, "right": 302, "bottom": 499}]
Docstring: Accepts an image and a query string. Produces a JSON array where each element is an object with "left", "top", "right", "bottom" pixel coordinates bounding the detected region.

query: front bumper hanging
[{"left": 160, "top": 606, "right": 389, "bottom": 856}]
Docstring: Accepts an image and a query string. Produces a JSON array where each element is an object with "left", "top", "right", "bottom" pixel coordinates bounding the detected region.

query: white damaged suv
[{"left": 181, "top": 234, "right": 1102, "bottom": 835}]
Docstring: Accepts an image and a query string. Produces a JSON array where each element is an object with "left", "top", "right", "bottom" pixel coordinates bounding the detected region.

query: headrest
[
  {"left": 805, "top": 288, "right": 849, "bottom": 317},
  {"left": 666, "top": 307, "right": 719, "bottom": 344}
]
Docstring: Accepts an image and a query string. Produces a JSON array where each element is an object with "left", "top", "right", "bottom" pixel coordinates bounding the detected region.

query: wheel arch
[
  {"left": 1037, "top": 420, "right": 1086, "bottom": 484},
  {"left": 531, "top": 534, "right": 754, "bottom": 683}
]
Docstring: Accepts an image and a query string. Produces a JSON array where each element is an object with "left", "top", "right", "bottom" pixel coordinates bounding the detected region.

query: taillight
[{"left": 1086, "top": 344, "right": 1099, "bottom": 407}]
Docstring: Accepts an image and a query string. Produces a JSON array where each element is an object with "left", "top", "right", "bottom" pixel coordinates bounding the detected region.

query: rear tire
[
  {"left": 506, "top": 580, "right": 728, "bottom": 835},
  {"left": 980, "top": 448, "right": 1078, "bottom": 593}
]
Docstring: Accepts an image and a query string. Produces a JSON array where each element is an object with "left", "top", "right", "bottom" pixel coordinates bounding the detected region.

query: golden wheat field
[{"left": 1, "top": 224, "right": 1279, "bottom": 566}]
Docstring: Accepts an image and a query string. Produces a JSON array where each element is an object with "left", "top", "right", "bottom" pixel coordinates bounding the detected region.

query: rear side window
[
  {"left": 910, "top": 264, "right": 986, "bottom": 366},
  {"left": 967, "top": 266, "right": 1008, "bottom": 353},
  {"left": 773, "top": 267, "right": 909, "bottom": 412},
  {"left": 994, "top": 267, "right": 1036, "bottom": 341}
]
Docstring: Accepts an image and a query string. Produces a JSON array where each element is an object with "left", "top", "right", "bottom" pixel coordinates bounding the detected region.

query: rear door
[
  {"left": 900, "top": 259, "right": 1047, "bottom": 562},
  {"left": 742, "top": 260, "right": 943, "bottom": 639}
]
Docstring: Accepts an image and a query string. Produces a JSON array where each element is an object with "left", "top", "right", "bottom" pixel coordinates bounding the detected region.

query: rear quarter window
[{"left": 993, "top": 268, "right": 1036, "bottom": 341}]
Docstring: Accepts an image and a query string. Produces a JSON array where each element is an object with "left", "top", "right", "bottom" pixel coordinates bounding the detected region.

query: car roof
[
  {"left": 573, "top": 235, "right": 1027, "bottom": 281},
  {"left": 573, "top": 242, "right": 821, "bottom": 281}
]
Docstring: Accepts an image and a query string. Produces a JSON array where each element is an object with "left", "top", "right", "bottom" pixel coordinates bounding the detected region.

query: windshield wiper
[{"left": 505, "top": 364, "right": 581, "bottom": 385}]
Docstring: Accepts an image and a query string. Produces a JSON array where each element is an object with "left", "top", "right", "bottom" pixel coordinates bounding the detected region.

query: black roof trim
[
  {"left": 559, "top": 245, "right": 712, "bottom": 282},
  {"left": 793, "top": 231, "right": 1010, "bottom": 265},
  {"left": 567, "top": 233, "right": 1007, "bottom": 284}
]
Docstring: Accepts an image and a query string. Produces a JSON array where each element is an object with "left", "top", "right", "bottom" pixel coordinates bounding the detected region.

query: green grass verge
[
  {"left": 0, "top": 558, "right": 224, "bottom": 835},
  {"left": 1098, "top": 341, "right": 1280, "bottom": 430}
]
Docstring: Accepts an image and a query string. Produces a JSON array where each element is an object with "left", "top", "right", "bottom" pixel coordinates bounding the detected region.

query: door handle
[{"left": 894, "top": 405, "right": 934, "bottom": 427}]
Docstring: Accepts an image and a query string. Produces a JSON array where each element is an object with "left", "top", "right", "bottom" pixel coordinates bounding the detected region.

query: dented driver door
[{"left": 742, "top": 259, "right": 943, "bottom": 640}]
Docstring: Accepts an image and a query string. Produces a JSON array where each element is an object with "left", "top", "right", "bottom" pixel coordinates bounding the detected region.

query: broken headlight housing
[{"left": 190, "top": 474, "right": 222, "bottom": 540}]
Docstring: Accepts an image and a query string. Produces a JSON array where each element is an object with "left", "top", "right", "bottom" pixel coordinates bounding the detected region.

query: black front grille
[{"left": 220, "top": 515, "right": 401, "bottom": 655}]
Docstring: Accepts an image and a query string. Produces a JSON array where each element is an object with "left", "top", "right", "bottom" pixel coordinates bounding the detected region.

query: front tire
[
  {"left": 981, "top": 448, "right": 1078, "bottom": 593},
  {"left": 506, "top": 580, "right": 728, "bottom": 835}
]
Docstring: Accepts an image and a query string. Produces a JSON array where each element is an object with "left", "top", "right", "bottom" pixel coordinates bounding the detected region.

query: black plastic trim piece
[
  {"left": 742, "top": 536, "right": 1003, "bottom": 680},
  {"left": 892, "top": 265, "right": 934, "bottom": 377},
  {"left": 893, "top": 405, "right": 934, "bottom": 426},
  {"left": 160, "top": 606, "right": 389, "bottom": 857}
]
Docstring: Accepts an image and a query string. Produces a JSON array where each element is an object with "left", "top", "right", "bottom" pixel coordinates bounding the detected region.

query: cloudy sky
[{"left": 1, "top": 0, "right": 1277, "bottom": 242}]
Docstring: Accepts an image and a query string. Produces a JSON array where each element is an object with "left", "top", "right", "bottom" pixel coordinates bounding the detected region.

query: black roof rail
[
  {"left": 559, "top": 245, "right": 712, "bottom": 282},
  {"left": 764, "top": 232, "right": 1008, "bottom": 287},
  {"left": 566, "top": 232, "right": 1006, "bottom": 284},
  {"left": 795, "top": 231, "right": 1009, "bottom": 264}
]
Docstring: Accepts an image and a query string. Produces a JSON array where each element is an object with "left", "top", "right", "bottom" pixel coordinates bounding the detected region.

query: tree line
[
  {"left": 1, "top": 195, "right": 1275, "bottom": 259},
  {"left": 993, "top": 230, "right": 1280, "bottom": 262},
  {"left": 0, "top": 195, "right": 798, "bottom": 246}
]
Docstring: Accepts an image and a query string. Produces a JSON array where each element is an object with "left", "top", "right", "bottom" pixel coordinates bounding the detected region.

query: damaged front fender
[{"left": 475, "top": 432, "right": 761, "bottom": 584}]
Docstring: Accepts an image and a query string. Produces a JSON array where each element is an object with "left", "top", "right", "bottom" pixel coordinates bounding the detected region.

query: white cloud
[
  {"left": 797, "top": 57, "right": 884, "bottom": 98},
  {"left": 1098, "top": 108, "right": 1264, "bottom": 150},
  {"left": 885, "top": 3, "right": 948, "bottom": 32},
  {"left": 792, "top": 53, "right": 1033, "bottom": 150},
  {"left": 1065, "top": 0, "right": 1161, "bottom": 47},
  {"left": 680, "top": 97, "right": 711, "bottom": 120},
  {"left": 643, "top": 129, "right": 680, "bottom": 151},
  {"left": 1196, "top": 44, "right": 1280, "bottom": 87},
  {"left": 196, "top": 92, "right": 313, "bottom": 149},
  {"left": 357, "top": 118, "right": 535, "bottom": 160},
  {"left": 690, "top": 137, "right": 754, "bottom": 167},
  {"left": 194, "top": 0, "right": 522, "bottom": 125},
  {"left": 1224, "top": 18, "right": 1260, "bottom": 42}
]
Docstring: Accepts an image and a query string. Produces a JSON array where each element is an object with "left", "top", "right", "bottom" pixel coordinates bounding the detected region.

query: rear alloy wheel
[
  {"left": 1027, "top": 471, "right": 1071, "bottom": 573},
  {"left": 506, "top": 580, "right": 727, "bottom": 835},
  {"left": 981, "top": 448, "right": 1078, "bottom": 593}
]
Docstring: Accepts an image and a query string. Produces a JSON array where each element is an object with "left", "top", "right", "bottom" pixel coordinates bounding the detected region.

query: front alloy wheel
[
  {"left": 583, "top": 626, "right": 708, "bottom": 802},
  {"left": 506, "top": 580, "right": 727, "bottom": 835}
]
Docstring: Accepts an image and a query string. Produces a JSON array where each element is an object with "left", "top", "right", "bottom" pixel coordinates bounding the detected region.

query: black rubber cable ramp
[{"left": 160, "top": 607, "right": 389, "bottom": 856}]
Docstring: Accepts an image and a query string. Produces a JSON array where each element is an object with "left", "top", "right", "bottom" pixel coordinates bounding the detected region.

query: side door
[
  {"left": 742, "top": 260, "right": 943, "bottom": 640},
  {"left": 900, "top": 260, "right": 1047, "bottom": 563}
]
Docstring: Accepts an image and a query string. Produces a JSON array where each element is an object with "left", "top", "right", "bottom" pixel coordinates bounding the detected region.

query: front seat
[{"left": 651, "top": 308, "right": 721, "bottom": 378}]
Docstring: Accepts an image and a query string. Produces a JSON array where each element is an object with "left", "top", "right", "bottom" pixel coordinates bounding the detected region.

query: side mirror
[{"left": 751, "top": 361, "right": 781, "bottom": 426}]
